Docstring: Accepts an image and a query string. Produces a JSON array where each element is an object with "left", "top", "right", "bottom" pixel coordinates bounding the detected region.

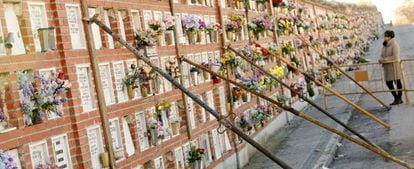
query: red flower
[
  {"left": 57, "top": 72, "right": 64, "bottom": 79},
  {"left": 273, "top": 0, "right": 283, "bottom": 3},
  {"left": 196, "top": 148, "right": 205, "bottom": 154},
  {"left": 261, "top": 48, "right": 268, "bottom": 56}
]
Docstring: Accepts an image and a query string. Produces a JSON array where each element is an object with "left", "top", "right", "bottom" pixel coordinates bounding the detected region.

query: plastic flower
[
  {"left": 198, "top": 19, "right": 207, "bottom": 31},
  {"left": 182, "top": 15, "right": 200, "bottom": 32},
  {"left": 148, "top": 20, "right": 166, "bottom": 33},
  {"left": 0, "top": 108, "right": 6, "bottom": 122},
  {"left": 135, "top": 29, "right": 157, "bottom": 49},
  {"left": 270, "top": 65, "right": 285, "bottom": 78},
  {"left": 163, "top": 15, "right": 175, "bottom": 30},
  {"left": 0, "top": 151, "right": 18, "bottom": 169}
]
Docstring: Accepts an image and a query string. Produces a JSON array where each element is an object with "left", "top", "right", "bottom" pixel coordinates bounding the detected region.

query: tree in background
[{"left": 395, "top": 0, "right": 414, "bottom": 24}]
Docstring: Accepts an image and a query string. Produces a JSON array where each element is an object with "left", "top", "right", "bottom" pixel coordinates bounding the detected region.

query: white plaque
[
  {"left": 76, "top": 66, "right": 94, "bottom": 112},
  {"left": 65, "top": 4, "right": 85, "bottom": 49},
  {"left": 87, "top": 126, "right": 104, "bottom": 169},
  {"left": 113, "top": 61, "right": 127, "bottom": 103}
]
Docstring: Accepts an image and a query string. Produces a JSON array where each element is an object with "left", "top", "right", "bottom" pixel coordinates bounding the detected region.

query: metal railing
[{"left": 322, "top": 58, "right": 414, "bottom": 107}]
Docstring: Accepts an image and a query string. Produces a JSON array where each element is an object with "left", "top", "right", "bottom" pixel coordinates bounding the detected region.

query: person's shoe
[{"left": 390, "top": 98, "right": 403, "bottom": 105}]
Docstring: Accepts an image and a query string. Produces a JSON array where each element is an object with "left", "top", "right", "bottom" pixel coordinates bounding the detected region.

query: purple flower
[
  {"left": 0, "top": 109, "right": 5, "bottom": 121},
  {"left": 198, "top": 19, "right": 206, "bottom": 30},
  {"left": 182, "top": 15, "right": 200, "bottom": 32}
]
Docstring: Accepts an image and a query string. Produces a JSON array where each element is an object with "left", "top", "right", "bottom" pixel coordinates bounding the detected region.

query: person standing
[{"left": 379, "top": 30, "right": 403, "bottom": 105}]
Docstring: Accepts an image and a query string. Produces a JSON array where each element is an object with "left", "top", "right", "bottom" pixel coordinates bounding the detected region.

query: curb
[{"left": 311, "top": 111, "right": 352, "bottom": 169}]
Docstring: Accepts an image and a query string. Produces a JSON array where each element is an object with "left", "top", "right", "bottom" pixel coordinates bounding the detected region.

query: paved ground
[{"left": 243, "top": 24, "right": 414, "bottom": 169}]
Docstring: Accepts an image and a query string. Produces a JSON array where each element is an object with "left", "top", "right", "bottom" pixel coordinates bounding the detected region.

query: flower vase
[
  {"left": 150, "top": 128, "right": 159, "bottom": 146},
  {"left": 236, "top": 32, "right": 242, "bottom": 41},
  {"left": 127, "top": 85, "right": 136, "bottom": 100},
  {"left": 242, "top": 93, "right": 248, "bottom": 102},
  {"left": 0, "top": 122, "right": 7, "bottom": 131},
  {"left": 226, "top": 31, "right": 234, "bottom": 41},
  {"left": 165, "top": 30, "right": 174, "bottom": 45},
  {"left": 197, "top": 31, "right": 204, "bottom": 43},
  {"left": 205, "top": 0, "right": 211, "bottom": 6},
  {"left": 248, "top": 30, "right": 253, "bottom": 39},
  {"left": 254, "top": 32, "right": 260, "bottom": 40},
  {"left": 226, "top": 103, "right": 231, "bottom": 112},
  {"left": 100, "top": 152, "right": 110, "bottom": 168},
  {"left": 257, "top": 3, "right": 265, "bottom": 11},
  {"left": 254, "top": 123, "right": 262, "bottom": 130},
  {"left": 210, "top": 31, "right": 218, "bottom": 43},
  {"left": 190, "top": 160, "right": 202, "bottom": 169},
  {"left": 172, "top": 122, "right": 180, "bottom": 135},
  {"left": 32, "top": 109, "right": 43, "bottom": 125},
  {"left": 141, "top": 86, "right": 148, "bottom": 97},
  {"left": 187, "top": 31, "right": 196, "bottom": 45},
  {"left": 203, "top": 71, "right": 210, "bottom": 81},
  {"left": 191, "top": 72, "right": 198, "bottom": 86},
  {"left": 157, "top": 33, "right": 164, "bottom": 46},
  {"left": 298, "top": 27, "right": 304, "bottom": 34}
]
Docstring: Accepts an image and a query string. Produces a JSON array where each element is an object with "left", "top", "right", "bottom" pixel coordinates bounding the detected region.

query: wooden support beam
[
  {"left": 182, "top": 57, "right": 414, "bottom": 169},
  {"left": 79, "top": 2, "right": 117, "bottom": 168},
  {"left": 253, "top": 42, "right": 390, "bottom": 129},
  {"left": 294, "top": 35, "right": 392, "bottom": 110}
]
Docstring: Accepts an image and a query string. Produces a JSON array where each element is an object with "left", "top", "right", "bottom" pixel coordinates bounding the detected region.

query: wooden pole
[
  {"left": 253, "top": 42, "right": 390, "bottom": 129},
  {"left": 226, "top": 46, "right": 383, "bottom": 148},
  {"left": 168, "top": 0, "right": 193, "bottom": 139},
  {"left": 79, "top": 2, "right": 116, "bottom": 168},
  {"left": 399, "top": 62, "right": 410, "bottom": 103},
  {"left": 89, "top": 15, "right": 293, "bottom": 169},
  {"left": 294, "top": 35, "right": 392, "bottom": 110},
  {"left": 182, "top": 58, "right": 414, "bottom": 169}
]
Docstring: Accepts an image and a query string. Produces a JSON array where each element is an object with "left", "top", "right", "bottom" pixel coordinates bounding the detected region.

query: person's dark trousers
[{"left": 386, "top": 79, "right": 403, "bottom": 101}]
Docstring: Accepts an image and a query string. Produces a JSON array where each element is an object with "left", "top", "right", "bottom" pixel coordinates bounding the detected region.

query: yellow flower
[
  {"left": 258, "top": 76, "right": 265, "bottom": 86},
  {"left": 270, "top": 66, "right": 285, "bottom": 78}
]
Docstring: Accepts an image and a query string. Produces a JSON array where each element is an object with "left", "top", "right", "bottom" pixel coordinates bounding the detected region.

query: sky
[{"left": 332, "top": 0, "right": 406, "bottom": 23}]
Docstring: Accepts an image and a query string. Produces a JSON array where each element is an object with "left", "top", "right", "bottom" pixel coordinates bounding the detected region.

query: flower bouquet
[
  {"left": 238, "top": 115, "right": 253, "bottom": 133},
  {"left": 0, "top": 151, "right": 18, "bottom": 169},
  {"left": 163, "top": 15, "right": 176, "bottom": 45},
  {"left": 197, "top": 19, "right": 207, "bottom": 43},
  {"left": 17, "top": 71, "right": 71, "bottom": 126},
  {"left": 281, "top": 42, "right": 294, "bottom": 56},
  {"left": 272, "top": 0, "right": 286, "bottom": 8},
  {"left": 35, "top": 163, "right": 59, "bottom": 169},
  {"left": 149, "top": 20, "right": 166, "bottom": 46},
  {"left": 226, "top": 14, "right": 246, "bottom": 41},
  {"left": 270, "top": 65, "right": 286, "bottom": 79},
  {"left": 138, "top": 66, "right": 152, "bottom": 97},
  {"left": 221, "top": 51, "right": 239, "bottom": 74},
  {"left": 188, "top": 145, "right": 205, "bottom": 169},
  {"left": 252, "top": 110, "right": 265, "bottom": 129},
  {"left": 166, "top": 60, "right": 181, "bottom": 81},
  {"left": 206, "top": 22, "right": 222, "bottom": 43},
  {"left": 0, "top": 108, "right": 7, "bottom": 130},
  {"left": 134, "top": 29, "right": 157, "bottom": 50},
  {"left": 277, "top": 17, "right": 294, "bottom": 35},
  {"left": 123, "top": 72, "right": 138, "bottom": 100},
  {"left": 256, "top": 0, "right": 267, "bottom": 11},
  {"left": 182, "top": 15, "right": 200, "bottom": 45}
]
